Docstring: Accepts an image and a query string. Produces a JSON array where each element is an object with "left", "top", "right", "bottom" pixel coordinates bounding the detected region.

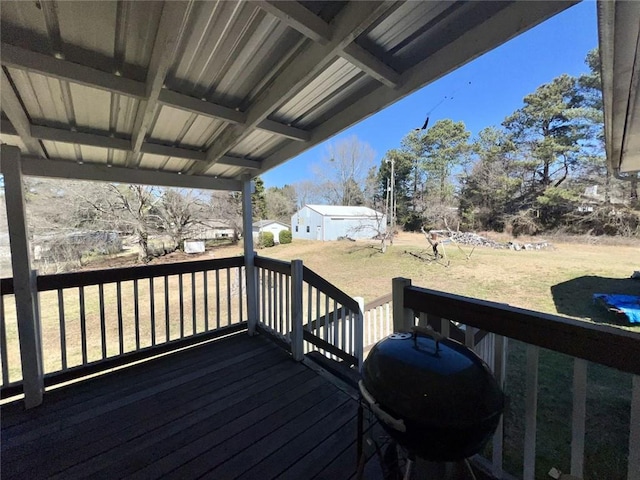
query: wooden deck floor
[{"left": 1, "top": 332, "right": 381, "bottom": 480}]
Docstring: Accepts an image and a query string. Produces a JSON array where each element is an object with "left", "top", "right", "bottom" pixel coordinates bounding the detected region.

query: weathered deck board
[{"left": 1, "top": 332, "right": 380, "bottom": 480}]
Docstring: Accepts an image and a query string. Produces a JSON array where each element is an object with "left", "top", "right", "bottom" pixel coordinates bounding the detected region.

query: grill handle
[
  {"left": 358, "top": 380, "right": 407, "bottom": 433},
  {"left": 411, "top": 325, "right": 444, "bottom": 352}
]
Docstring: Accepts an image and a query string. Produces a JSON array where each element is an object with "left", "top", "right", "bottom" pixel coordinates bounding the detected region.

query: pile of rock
[
  {"left": 447, "top": 232, "right": 503, "bottom": 248},
  {"left": 443, "top": 231, "right": 553, "bottom": 251}
]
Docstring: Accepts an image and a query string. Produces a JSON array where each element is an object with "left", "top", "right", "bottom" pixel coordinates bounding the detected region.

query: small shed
[
  {"left": 291, "top": 205, "right": 385, "bottom": 241},
  {"left": 252, "top": 220, "right": 290, "bottom": 244}
]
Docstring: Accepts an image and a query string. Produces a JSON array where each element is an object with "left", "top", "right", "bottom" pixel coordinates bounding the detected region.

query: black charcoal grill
[{"left": 359, "top": 326, "right": 504, "bottom": 462}]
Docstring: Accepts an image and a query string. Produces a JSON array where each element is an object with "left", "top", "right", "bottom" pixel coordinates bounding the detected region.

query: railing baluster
[
  {"left": 117, "top": 282, "right": 123, "bottom": 355},
  {"left": 133, "top": 279, "right": 140, "bottom": 349},
  {"left": 99, "top": 284, "right": 106, "bottom": 359},
  {"left": 306, "top": 283, "right": 312, "bottom": 331},
  {"left": 465, "top": 324, "right": 474, "bottom": 348},
  {"left": 385, "top": 302, "right": 390, "bottom": 335},
  {"left": 268, "top": 271, "right": 273, "bottom": 330},
  {"left": 238, "top": 267, "right": 243, "bottom": 323},
  {"left": 372, "top": 307, "right": 377, "bottom": 345},
  {"left": 149, "top": 277, "right": 156, "bottom": 346},
  {"left": 285, "top": 275, "right": 290, "bottom": 336},
  {"left": 191, "top": 272, "right": 196, "bottom": 334},
  {"left": 628, "top": 375, "right": 640, "bottom": 480},
  {"left": 315, "top": 287, "right": 321, "bottom": 339},
  {"left": 571, "top": 358, "right": 587, "bottom": 478},
  {"left": 492, "top": 335, "right": 507, "bottom": 478},
  {"left": 179, "top": 274, "right": 184, "bottom": 338},
  {"left": 226, "top": 268, "right": 232, "bottom": 326},
  {"left": 324, "top": 295, "right": 329, "bottom": 351},
  {"left": 0, "top": 293, "right": 9, "bottom": 384},
  {"left": 164, "top": 276, "right": 170, "bottom": 342},
  {"left": 279, "top": 273, "right": 284, "bottom": 335},
  {"left": 523, "top": 344, "right": 539, "bottom": 480},
  {"left": 341, "top": 306, "right": 346, "bottom": 352},
  {"left": 57, "top": 289, "right": 67, "bottom": 370},
  {"left": 79, "top": 286, "right": 87, "bottom": 365},
  {"left": 333, "top": 300, "right": 338, "bottom": 360},
  {"left": 216, "top": 270, "right": 221, "bottom": 330},
  {"left": 203, "top": 271, "right": 209, "bottom": 332}
]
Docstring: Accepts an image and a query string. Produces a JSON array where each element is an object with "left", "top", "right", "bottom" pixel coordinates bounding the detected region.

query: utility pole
[{"left": 390, "top": 155, "right": 395, "bottom": 230}]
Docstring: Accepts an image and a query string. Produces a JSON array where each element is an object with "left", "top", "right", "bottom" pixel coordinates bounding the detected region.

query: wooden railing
[
  {"left": 0, "top": 257, "right": 247, "bottom": 396},
  {"left": 362, "top": 292, "right": 495, "bottom": 368},
  {"left": 301, "top": 265, "right": 363, "bottom": 367},
  {"left": 393, "top": 277, "right": 640, "bottom": 480},
  {"left": 255, "top": 256, "right": 363, "bottom": 368}
]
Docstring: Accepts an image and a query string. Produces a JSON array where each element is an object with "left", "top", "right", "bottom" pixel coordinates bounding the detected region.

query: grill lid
[{"left": 362, "top": 326, "right": 503, "bottom": 429}]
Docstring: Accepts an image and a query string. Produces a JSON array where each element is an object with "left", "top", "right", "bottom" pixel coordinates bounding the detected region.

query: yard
[
  {"left": 221, "top": 232, "right": 639, "bottom": 479},
  {"left": 2, "top": 232, "right": 639, "bottom": 479}
]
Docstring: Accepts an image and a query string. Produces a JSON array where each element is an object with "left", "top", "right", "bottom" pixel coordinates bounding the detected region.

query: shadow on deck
[{"left": 1, "top": 332, "right": 380, "bottom": 479}]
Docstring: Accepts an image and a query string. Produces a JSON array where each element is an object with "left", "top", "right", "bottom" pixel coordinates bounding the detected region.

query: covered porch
[{"left": 2, "top": 1, "right": 640, "bottom": 479}]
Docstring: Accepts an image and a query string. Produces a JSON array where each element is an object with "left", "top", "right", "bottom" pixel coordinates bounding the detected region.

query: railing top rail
[
  {"left": 254, "top": 256, "right": 291, "bottom": 275},
  {"left": 303, "top": 265, "right": 359, "bottom": 312},
  {"left": 364, "top": 292, "right": 393, "bottom": 311},
  {"left": 0, "top": 256, "right": 245, "bottom": 294},
  {"left": 403, "top": 285, "right": 640, "bottom": 375}
]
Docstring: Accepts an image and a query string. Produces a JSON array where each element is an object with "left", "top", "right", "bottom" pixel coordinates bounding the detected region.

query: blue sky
[{"left": 262, "top": 1, "right": 599, "bottom": 189}]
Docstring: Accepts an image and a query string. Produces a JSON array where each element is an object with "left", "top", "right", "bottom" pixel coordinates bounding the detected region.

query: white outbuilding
[
  {"left": 291, "top": 205, "right": 385, "bottom": 241},
  {"left": 252, "top": 220, "right": 290, "bottom": 244}
]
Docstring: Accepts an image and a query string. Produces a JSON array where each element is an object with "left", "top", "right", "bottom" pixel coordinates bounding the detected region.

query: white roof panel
[{"left": 305, "top": 205, "right": 383, "bottom": 218}]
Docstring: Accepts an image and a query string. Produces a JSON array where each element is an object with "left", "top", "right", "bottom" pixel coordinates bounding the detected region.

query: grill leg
[{"left": 356, "top": 401, "right": 365, "bottom": 479}]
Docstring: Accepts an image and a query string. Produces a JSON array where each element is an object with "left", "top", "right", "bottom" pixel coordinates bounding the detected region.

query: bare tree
[
  {"left": 312, "top": 136, "right": 376, "bottom": 205},
  {"left": 294, "top": 180, "right": 323, "bottom": 208},
  {"left": 208, "top": 191, "right": 243, "bottom": 242},
  {"left": 156, "top": 188, "right": 206, "bottom": 250}
]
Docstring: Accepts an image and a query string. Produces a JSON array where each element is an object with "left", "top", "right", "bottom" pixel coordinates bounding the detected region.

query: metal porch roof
[
  {"left": 598, "top": 0, "right": 640, "bottom": 175},
  {"left": 1, "top": 1, "right": 576, "bottom": 190}
]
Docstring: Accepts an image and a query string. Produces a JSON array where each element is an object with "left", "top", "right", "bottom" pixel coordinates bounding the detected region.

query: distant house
[
  {"left": 291, "top": 205, "right": 386, "bottom": 241},
  {"left": 252, "top": 220, "right": 290, "bottom": 244},
  {"left": 188, "top": 221, "right": 236, "bottom": 240}
]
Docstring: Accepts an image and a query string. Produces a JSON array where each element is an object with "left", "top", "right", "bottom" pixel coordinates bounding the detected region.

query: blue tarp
[{"left": 593, "top": 294, "right": 640, "bottom": 324}]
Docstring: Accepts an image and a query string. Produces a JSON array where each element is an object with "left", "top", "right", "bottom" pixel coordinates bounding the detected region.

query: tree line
[{"left": 297, "top": 48, "right": 638, "bottom": 237}]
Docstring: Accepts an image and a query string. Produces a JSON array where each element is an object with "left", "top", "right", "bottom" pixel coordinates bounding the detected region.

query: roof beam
[
  {"left": 0, "top": 69, "right": 47, "bottom": 157},
  {"left": 130, "top": 2, "right": 193, "bottom": 159},
  {"left": 257, "top": 0, "right": 412, "bottom": 96},
  {"left": 15, "top": 156, "right": 243, "bottom": 191},
  {"left": 1, "top": 43, "right": 309, "bottom": 142},
  {"left": 257, "top": 119, "right": 311, "bottom": 141},
  {"left": 158, "top": 89, "right": 246, "bottom": 124},
  {"left": 158, "top": 89, "right": 310, "bottom": 140},
  {"left": 255, "top": 1, "right": 399, "bottom": 88},
  {"left": 340, "top": 43, "right": 400, "bottom": 88},
  {"left": 1, "top": 122, "right": 261, "bottom": 168},
  {"left": 259, "top": 0, "right": 576, "bottom": 174},
  {"left": 254, "top": 1, "right": 332, "bottom": 45},
  {"left": 1, "top": 43, "right": 146, "bottom": 98},
  {"left": 191, "top": 1, "right": 399, "bottom": 174},
  {"left": 30, "top": 124, "right": 131, "bottom": 151}
]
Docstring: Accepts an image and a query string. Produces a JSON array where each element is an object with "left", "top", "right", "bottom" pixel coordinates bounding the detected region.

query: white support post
[
  {"left": 629, "top": 375, "right": 640, "bottom": 480},
  {"left": 392, "top": 277, "right": 413, "bottom": 333},
  {"left": 290, "top": 260, "right": 304, "bottom": 362},
  {"left": 241, "top": 177, "right": 258, "bottom": 335},
  {"left": 354, "top": 296, "right": 364, "bottom": 371},
  {"left": 1, "top": 145, "right": 44, "bottom": 408}
]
